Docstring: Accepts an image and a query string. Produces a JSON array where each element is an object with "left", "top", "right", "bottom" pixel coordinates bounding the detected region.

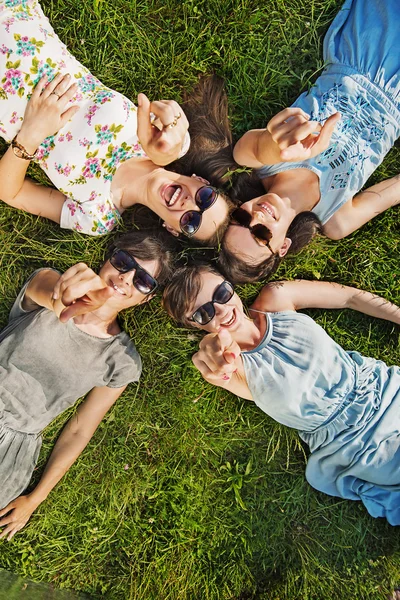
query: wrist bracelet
[{"left": 11, "top": 134, "right": 38, "bottom": 161}]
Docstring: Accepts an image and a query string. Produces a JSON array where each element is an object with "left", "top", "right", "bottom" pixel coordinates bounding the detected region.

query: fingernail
[
  {"left": 228, "top": 352, "right": 236, "bottom": 360},
  {"left": 52, "top": 292, "right": 58, "bottom": 300},
  {"left": 222, "top": 375, "right": 230, "bottom": 381}
]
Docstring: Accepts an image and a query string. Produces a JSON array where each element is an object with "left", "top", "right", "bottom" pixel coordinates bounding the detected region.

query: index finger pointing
[{"left": 267, "top": 107, "right": 310, "bottom": 134}]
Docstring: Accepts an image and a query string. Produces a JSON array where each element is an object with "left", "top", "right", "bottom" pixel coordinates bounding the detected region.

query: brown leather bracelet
[{"left": 11, "top": 134, "right": 38, "bottom": 160}]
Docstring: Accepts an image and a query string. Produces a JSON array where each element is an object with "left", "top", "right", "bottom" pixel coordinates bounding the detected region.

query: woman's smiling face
[
  {"left": 186, "top": 271, "right": 245, "bottom": 334},
  {"left": 223, "top": 192, "right": 295, "bottom": 262},
  {"left": 146, "top": 171, "right": 230, "bottom": 242},
  {"left": 99, "top": 254, "right": 159, "bottom": 310}
]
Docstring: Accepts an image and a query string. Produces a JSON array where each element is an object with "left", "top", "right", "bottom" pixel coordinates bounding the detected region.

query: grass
[{"left": 0, "top": 0, "right": 400, "bottom": 598}]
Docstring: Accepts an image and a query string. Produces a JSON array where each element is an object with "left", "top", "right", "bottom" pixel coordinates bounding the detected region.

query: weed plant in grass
[{"left": 0, "top": 1, "right": 399, "bottom": 599}]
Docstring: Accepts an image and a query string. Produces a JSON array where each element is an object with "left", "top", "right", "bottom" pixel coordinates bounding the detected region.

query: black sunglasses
[
  {"left": 110, "top": 248, "right": 158, "bottom": 295},
  {"left": 231, "top": 208, "right": 274, "bottom": 253},
  {"left": 179, "top": 186, "right": 219, "bottom": 237},
  {"left": 190, "top": 280, "right": 234, "bottom": 325}
]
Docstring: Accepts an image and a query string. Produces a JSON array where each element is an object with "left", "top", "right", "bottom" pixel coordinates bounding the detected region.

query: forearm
[
  {"left": 346, "top": 288, "right": 400, "bottom": 325},
  {"left": 28, "top": 420, "right": 93, "bottom": 506},
  {"left": 325, "top": 175, "right": 400, "bottom": 239},
  {"left": 354, "top": 175, "right": 400, "bottom": 214},
  {"left": 234, "top": 129, "right": 281, "bottom": 168},
  {"left": 0, "top": 142, "right": 34, "bottom": 204}
]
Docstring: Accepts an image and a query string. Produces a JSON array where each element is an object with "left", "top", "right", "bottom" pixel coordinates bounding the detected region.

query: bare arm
[
  {"left": 0, "top": 73, "right": 78, "bottom": 221},
  {"left": 323, "top": 174, "right": 400, "bottom": 240},
  {"left": 0, "top": 385, "right": 126, "bottom": 540},
  {"left": 23, "top": 264, "right": 113, "bottom": 322},
  {"left": 253, "top": 280, "right": 400, "bottom": 324}
]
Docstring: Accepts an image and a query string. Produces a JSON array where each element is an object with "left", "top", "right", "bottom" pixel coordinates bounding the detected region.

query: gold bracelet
[{"left": 11, "top": 134, "right": 38, "bottom": 160}]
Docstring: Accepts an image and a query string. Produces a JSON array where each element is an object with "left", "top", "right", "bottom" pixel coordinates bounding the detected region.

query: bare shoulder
[{"left": 251, "top": 280, "right": 296, "bottom": 313}]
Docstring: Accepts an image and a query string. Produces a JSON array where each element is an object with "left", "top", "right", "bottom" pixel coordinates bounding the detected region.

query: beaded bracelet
[{"left": 11, "top": 135, "right": 38, "bottom": 160}]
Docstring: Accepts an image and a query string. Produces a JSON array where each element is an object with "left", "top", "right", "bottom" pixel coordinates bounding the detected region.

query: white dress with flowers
[{"left": 0, "top": 0, "right": 148, "bottom": 235}]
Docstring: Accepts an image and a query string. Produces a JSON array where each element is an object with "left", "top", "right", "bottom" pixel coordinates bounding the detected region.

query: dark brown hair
[
  {"left": 106, "top": 228, "right": 178, "bottom": 289},
  {"left": 218, "top": 211, "right": 323, "bottom": 284},
  {"left": 162, "top": 263, "right": 222, "bottom": 328},
  {"left": 171, "top": 75, "right": 237, "bottom": 188}
]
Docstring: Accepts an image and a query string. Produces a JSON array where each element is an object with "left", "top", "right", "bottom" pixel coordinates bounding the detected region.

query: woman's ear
[
  {"left": 191, "top": 173, "right": 210, "bottom": 185},
  {"left": 162, "top": 222, "right": 180, "bottom": 237},
  {"left": 278, "top": 237, "right": 292, "bottom": 257}
]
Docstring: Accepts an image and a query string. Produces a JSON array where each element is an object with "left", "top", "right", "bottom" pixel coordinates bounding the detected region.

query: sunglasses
[
  {"left": 231, "top": 208, "right": 274, "bottom": 253},
  {"left": 179, "top": 186, "right": 219, "bottom": 237},
  {"left": 110, "top": 248, "right": 158, "bottom": 295},
  {"left": 190, "top": 280, "right": 234, "bottom": 325}
]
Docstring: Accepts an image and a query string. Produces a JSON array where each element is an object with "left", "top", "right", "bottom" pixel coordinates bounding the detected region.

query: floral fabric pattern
[{"left": 0, "top": 0, "right": 147, "bottom": 235}]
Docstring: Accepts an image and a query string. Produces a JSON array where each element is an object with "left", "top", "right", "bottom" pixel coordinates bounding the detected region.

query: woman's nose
[{"left": 118, "top": 269, "right": 135, "bottom": 284}]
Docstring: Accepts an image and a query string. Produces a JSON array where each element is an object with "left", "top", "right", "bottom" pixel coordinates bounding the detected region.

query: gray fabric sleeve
[
  {"left": 8, "top": 268, "right": 60, "bottom": 322},
  {"left": 107, "top": 339, "right": 142, "bottom": 388}
]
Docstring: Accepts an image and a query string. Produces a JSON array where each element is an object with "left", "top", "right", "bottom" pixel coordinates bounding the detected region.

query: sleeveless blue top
[
  {"left": 256, "top": 0, "right": 400, "bottom": 224},
  {"left": 242, "top": 311, "right": 400, "bottom": 525}
]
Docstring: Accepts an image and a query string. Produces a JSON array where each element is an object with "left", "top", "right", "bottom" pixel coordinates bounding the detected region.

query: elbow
[{"left": 322, "top": 220, "right": 347, "bottom": 240}]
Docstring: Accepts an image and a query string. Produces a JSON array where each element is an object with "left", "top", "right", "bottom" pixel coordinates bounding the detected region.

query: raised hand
[
  {"left": 192, "top": 329, "right": 242, "bottom": 384},
  {"left": 137, "top": 93, "right": 189, "bottom": 166},
  {"left": 17, "top": 73, "right": 79, "bottom": 152},
  {"left": 52, "top": 263, "right": 114, "bottom": 323},
  {"left": 0, "top": 495, "right": 39, "bottom": 541},
  {"left": 266, "top": 107, "right": 341, "bottom": 162}
]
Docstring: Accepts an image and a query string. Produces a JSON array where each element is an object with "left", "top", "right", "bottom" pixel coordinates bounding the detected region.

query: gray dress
[{"left": 0, "top": 270, "right": 142, "bottom": 508}]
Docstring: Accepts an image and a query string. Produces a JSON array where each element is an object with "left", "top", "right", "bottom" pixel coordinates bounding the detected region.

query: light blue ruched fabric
[
  {"left": 242, "top": 311, "right": 400, "bottom": 525},
  {"left": 256, "top": 0, "right": 400, "bottom": 225}
]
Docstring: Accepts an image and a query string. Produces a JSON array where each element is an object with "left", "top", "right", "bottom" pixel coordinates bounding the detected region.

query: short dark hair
[
  {"left": 162, "top": 263, "right": 222, "bottom": 328},
  {"left": 218, "top": 212, "right": 323, "bottom": 284},
  {"left": 106, "top": 228, "right": 177, "bottom": 289}
]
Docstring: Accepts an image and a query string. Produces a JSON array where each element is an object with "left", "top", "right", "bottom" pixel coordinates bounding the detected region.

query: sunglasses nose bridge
[{"left": 118, "top": 268, "right": 136, "bottom": 284}]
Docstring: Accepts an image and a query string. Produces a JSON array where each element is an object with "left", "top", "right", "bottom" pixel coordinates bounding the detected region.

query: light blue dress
[
  {"left": 242, "top": 311, "right": 400, "bottom": 525},
  {"left": 256, "top": 0, "right": 400, "bottom": 224}
]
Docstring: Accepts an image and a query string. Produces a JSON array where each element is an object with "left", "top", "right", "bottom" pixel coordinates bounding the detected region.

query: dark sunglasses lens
[
  {"left": 196, "top": 186, "right": 217, "bottom": 210},
  {"left": 232, "top": 208, "right": 252, "bottom": 227},
  {"left": 111, "top": 249, "right": 136, "bottom": 272},
  {"left": 133, "top": 270, "right": 157, "bottom": 295},
  {"left": 180, "top": 210, "right": 202, "bottom": 236},
  {"left": 214, "top": 281, "right": 234, "bottom": 304},
  {"left": 192, "top": 302, "right": 215, "bottom": 325},
  {"left": 251, "top": 224, "right": 272, "bottom": 245}
]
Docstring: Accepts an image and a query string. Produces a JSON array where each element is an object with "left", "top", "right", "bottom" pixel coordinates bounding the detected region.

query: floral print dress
[{"left": 0, "top": 0, "right": 148, "bottom": 235}]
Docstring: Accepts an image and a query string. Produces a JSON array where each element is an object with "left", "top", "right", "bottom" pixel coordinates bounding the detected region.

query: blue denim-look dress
[
  {"left": 242, "top": 311, "right": 400, "bottom": 525},
  {"left": 256, "top": 0, "right": 400, "bottom": 224}
]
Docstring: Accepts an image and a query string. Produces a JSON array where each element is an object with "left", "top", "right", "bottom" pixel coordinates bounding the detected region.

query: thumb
[
  {"left": 137, "top": 93, "right": 152, "bottom": 143},
  {"left": 218, "top": 329, "right": 240, "bottom": 363},
  {"left": 317, "top": 112, "right": 341, "bottom": 149},
  {"left": 59, "top": 287, "right": 113, "bottom": 323}
]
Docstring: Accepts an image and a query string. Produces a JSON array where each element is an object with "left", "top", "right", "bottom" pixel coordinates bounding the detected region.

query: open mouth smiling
[
  {"left": 162, "top": 184, "right": 183, "bottom": 207},
  {"left": 219, "top": 308, "right": 237, "bottom": 328},
  {"left": 257, "top": 201, "right": 276, "bottom": 219},
  {"left": 110, "top": 281, "right": 127, "bottom": 296}
]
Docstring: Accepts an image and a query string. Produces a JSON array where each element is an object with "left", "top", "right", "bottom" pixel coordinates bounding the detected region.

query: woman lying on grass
[
  {"left": 0, "top": 229, "right": 174, "bottom": 541},
  {"left": 0, "top": 0, "right": 231, "bottom": 243},
  {"left": 163, "top": 264, "right": 400, "bottom": 525},
  {"left": 219, "top": 0, "right": 400, "bottom": 283}
]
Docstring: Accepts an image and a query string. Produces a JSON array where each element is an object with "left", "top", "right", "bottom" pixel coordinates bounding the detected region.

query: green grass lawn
[{"left": 0, "top": 0, "right": 400, "bottom": 598}]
